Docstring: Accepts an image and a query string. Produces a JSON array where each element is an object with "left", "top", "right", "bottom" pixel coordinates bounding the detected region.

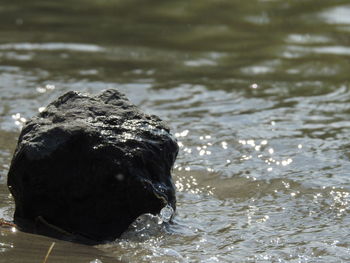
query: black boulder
[{"left": 7, "top": 89, "right": 178, "bottom": 244}]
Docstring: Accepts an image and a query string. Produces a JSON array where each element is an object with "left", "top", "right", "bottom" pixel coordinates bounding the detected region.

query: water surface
[{"left": 1, "top": 1, "right": 350, "bottom": 262}]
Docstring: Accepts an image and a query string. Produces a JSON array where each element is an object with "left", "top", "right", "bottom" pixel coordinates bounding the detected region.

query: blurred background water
[{"left": 1, "top": 0, "right": 350, "bottom": 262}]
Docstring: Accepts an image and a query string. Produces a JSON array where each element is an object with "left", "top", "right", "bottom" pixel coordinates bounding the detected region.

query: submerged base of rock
[{"left": 7, "top": 89, "right": 178, "bottom": 244}]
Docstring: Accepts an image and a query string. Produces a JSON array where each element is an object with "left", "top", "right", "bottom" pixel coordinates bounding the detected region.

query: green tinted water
[{"left": 1, "top": 1, "right": 350, "bottom": 262}]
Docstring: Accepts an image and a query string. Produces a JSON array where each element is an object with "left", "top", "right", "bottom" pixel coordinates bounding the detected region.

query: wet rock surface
[{"left": 7, "top": 89, "right": 178, "bottom": 244}]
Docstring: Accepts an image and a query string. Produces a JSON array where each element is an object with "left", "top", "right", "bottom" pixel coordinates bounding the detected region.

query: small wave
[{"left": 0, "top": 42, "right": 104, "bottom": 52}]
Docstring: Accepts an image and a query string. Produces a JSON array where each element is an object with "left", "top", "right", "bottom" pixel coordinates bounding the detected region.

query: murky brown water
[{"left": 1, "top": 1, "right": 350, "bottom": 262}]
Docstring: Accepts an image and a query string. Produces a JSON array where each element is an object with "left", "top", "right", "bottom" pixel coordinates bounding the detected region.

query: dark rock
[{"left": 7, "top": 89, "right": 178, "bottom": 244}]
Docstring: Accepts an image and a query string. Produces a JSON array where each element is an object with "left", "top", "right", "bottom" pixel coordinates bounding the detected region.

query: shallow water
[{"left": 1, "top": 0, "right": 350, "bottom": 262}]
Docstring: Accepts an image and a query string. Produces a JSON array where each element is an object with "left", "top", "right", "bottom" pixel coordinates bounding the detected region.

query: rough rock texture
[{"left": 7, "top": 89, "right": 178, "bottom": 244}]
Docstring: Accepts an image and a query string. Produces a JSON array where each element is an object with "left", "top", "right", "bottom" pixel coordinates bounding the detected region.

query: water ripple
[{"left": 0, "top": 43, "right": 104, "bottom": 52}]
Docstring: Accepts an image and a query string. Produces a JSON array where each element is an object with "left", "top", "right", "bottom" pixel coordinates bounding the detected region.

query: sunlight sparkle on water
[
  {"left": 250, "top": 83, "right": 259, "bottom": 89},
  {"left": 36, "top": 84, "right": 55, "bottom": 94},
  {"left": 183, "top": 147, "right": 192, "bottom": 154},
  {"left": 38, "top": 107, "right": 46, "bottom": 112},
  {"left": 221, "top": 141, "right": 228, "bottom": 149},
  {"left": 36, "top": 87, "right": 46, "bottom": 93},
  {"left": 329, "top": 190, "right": 350, "bottom": 217},
  {"left": 261, "top": 140, "right": 268, "bottom": 145},
  {"left": 281, "top": 158, "right": 293, "bottom": 166},
  {"left": 237, "top": 137, "right": 296, "bottom": 175},
  {"left": 247, "top": 140, "right": 255, "bottom": 146},
  {"left": 241, "top": 155, "right": 252, "bottom": 161},
  {"left": 11, "top": 113, "right": 26, "bottom": 129},
  {"left": 175, "top": 130, "right": 189, "bottom": 138},
  {"left": 174, "top": 173, "right": 214, "bottom": 195}
]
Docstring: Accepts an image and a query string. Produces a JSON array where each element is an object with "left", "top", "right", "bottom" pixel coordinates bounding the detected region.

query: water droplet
[{"left": 159, "top": 204, "right": 174, "bottom": 223}]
